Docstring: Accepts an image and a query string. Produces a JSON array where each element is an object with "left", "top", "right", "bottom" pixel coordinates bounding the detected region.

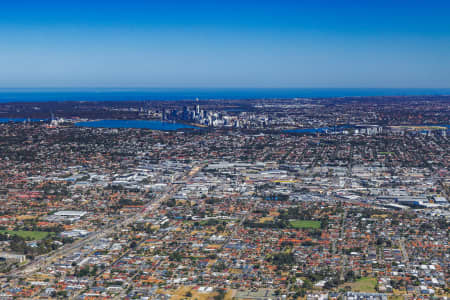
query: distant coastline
[{"left": 0, "top": 88, "right": 449, "bottom": 103}]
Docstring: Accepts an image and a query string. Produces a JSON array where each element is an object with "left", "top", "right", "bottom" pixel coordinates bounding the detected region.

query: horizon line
[{"left": 1, "top": 87, "right": 450, "bottom": 90}]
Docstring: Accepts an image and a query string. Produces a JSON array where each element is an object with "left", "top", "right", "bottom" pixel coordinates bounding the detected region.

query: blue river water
[
  {"left": 0, "top": 88, "right": 449, "bottom": 103},
  {"left": 75, "top": 120, "right": 198, "bottom": 130},
  {"left": 0, "top": 118, "right": 47, "bottom": 123},
  {"left": 285, "top": 128, "right": 328, "bottom": 133},
  {"left": 2, "top": 118, "right": 448, "bottom": 133}
]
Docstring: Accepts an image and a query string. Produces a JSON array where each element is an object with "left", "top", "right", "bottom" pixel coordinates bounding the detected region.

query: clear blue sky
[{"left": 1, "top": 0, "right": 449, "bottom": 88}]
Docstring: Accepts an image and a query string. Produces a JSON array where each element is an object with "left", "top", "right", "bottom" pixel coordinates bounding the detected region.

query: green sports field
[
  {"left": 289, "top": 220, "right": 321, "bottom": 229},
  {"left": 0, "top": 230, "right": 51, "bottom": 240},
  {"left": 343, "top": 277, "right": 378, "bottom": 292}
]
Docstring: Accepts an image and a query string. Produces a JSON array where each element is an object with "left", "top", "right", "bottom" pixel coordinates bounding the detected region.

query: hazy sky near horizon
[{"left": 1, "top": 0, "right": 450, "bottom": 88}]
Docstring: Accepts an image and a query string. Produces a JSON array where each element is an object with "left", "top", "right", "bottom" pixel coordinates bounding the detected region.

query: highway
[
  {"left": 67, "top": 163, "right": 206, "bottom": 299},
  {"left": 8, "top": 163, "right": 206, "bottom": 283},
  {"left": 399, "top": 237, "right": 409, "bottom": 264}
]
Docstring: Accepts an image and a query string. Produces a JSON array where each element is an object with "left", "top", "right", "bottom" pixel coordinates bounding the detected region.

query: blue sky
[{"left": 1, "top": 0, "right": 449, "bottom": 88}]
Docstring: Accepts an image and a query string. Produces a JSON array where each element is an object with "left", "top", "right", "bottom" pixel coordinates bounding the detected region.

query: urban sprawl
[{"left": 0, "top": 96, "right": 448, "bottom": 300}]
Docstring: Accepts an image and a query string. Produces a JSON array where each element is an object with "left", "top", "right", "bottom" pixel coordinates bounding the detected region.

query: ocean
[{"left": 0, "top": 88, "right": 449, "bottom": 103}]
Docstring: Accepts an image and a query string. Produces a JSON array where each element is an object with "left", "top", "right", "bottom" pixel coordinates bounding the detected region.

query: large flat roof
[{"left": 54, "top": 210, "right": 87, "bottom": 217}]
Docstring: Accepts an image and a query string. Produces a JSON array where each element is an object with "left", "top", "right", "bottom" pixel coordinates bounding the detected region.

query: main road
[{"left": 9, "top": 162, "right": 206, "bottom": 279}]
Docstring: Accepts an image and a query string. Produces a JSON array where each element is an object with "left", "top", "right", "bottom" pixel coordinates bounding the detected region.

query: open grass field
[
  {"left": 343, "top": 277, "right": 377, "bottom": 292},
  {"left": 0, "top": 230, "right": 51, "bottom": 240},
  {"left": 169, "top": 286, "right": 234, "bottom": 300},
  {"left": 258, "top": 216, "right": 274, "bottom": 223},
  {"left": 388, "top": 295, "right": 404, "bottom": 300},
  {"left": 289, "top": 220, "right": 321, "bottom": 229}
]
